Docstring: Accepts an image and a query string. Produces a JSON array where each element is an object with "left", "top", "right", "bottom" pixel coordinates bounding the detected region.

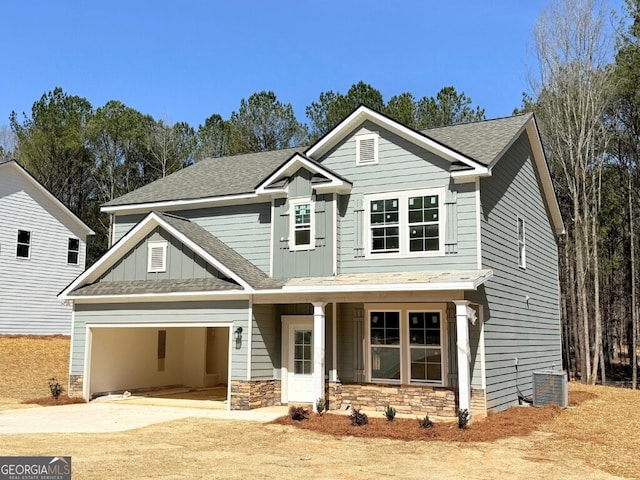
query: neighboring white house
[{"left": 0, "top": 159, "right": 94, "bottom": 335}]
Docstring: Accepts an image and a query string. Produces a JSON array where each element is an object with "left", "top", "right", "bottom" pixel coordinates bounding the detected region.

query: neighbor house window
[
  {"left": 365, "top": 189, "right": 444, "bottom": 257},
  {"left": 367, "top": 306, "right": 444, "bottom": 385},
  {"left": 16, "top": 230, "right": 31, "bottom": 258},
  {"left": 518, "top": 217, "right": 526, "bottom": 268},
  {"left": 147, "top": 241, "right": 167, "bottom": 273},
  {"left": 356, "top": 133, "right": 379, "bottom": 165},
  {"left": 67, "top": 238, "right": 80, "bottom": 264},
  {"left": 289, "top": 198, "right": 314, "bottom": 251}
]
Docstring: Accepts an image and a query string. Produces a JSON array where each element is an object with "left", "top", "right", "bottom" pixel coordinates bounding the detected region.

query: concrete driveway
[{"left": 0, "top": 401, "right": 288, "bottom": 434}]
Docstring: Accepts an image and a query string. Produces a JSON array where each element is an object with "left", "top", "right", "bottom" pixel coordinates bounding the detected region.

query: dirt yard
[{"left": 0, "top": 335, "right": 638, "bottom": 479}]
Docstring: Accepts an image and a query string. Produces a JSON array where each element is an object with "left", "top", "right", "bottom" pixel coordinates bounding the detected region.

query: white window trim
[
  {"left": 289, "top": 197, "right": 315, "bottom": 251},
  {"left": 67, "top": 237, "right": 80, "bottom": 265},
  {"left": 356, "top": 132, "right": 379, "bottom": 166},
  {"left": 517, "top": 216, "right": 526, "bottom": 269},
  {"left": 364, "top": 188, "right": 446, "bottom": 259},
  {"left": 365, "top": 303, "right": 448, "bottom": 387},
  {"left": 147, "top": 240, "right": 168, "bottom": 273},
  {"left": 16, "top": 229, "right": 31, "bottom": 260}
]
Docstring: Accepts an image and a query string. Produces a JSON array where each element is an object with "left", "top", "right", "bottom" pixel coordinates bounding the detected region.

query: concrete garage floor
[
  {"left": 0, "top": 401, "right": 288, "bottom": 434},
  {"left": 96, "top": 386, "right": 229, "bottom": 410}
]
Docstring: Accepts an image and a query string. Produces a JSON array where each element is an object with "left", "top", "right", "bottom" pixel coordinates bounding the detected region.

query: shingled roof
[
  {"left": 103, "top": 111, "right": 534, "bottom": 208},
  {"left": 425, "top": 114, "right": 532, "bottom": 166},
  {"left": 103, "top": 147, "right": 304, "bottom": 207},
  {"left": 157, "top": 213, "right": 283, "bottom": 290}
]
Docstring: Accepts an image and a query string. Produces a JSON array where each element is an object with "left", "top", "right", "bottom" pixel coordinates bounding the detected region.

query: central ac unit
[{"left": 532, "top": 370, "right": 568, "bottom": 408}]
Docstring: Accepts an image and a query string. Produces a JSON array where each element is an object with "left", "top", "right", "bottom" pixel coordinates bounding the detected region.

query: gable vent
[
  {"left": 148, "top": 241, "right": 167, "bottom": 273},
  {"left": 356, "top": 133, "right": 378, "bottom": 165}
]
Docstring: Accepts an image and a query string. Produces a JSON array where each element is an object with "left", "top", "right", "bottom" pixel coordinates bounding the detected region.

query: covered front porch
[{"left": 239, "top": 271, "right": 491, "bottom": 418}]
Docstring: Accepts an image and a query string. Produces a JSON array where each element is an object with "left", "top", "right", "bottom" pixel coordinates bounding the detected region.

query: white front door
[{"left": 283, "top": 317, "right": 314, "bottom": 403}]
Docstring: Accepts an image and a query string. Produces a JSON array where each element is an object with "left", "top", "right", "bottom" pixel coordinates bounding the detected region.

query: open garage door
[{"left": 87, "top": 325, "right": 230, "bottom": 402}]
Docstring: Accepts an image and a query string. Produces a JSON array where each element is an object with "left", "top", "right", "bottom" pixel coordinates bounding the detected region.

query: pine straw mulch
[{"left": 0, "top": 334, "right": 70, "bottom": 401}]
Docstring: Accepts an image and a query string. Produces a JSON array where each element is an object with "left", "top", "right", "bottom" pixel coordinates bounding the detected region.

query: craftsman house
[
  {"left": 0, "top": 159, "right": 93, "bottom": 334},
  {"left": 60, "top": 106, "right": 564, "bottom": 417}
]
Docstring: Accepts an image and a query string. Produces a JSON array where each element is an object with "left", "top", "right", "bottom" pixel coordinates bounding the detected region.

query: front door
[{"left": 282, "top": 317, "right": 314, "bottom": 403}]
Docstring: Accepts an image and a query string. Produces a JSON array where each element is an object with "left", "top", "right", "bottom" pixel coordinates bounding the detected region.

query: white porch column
[
  {"left": 312, "top": 302, "right": 327, "bottom": 411},
  {"left": 454, "top": 300, "right": 472, "bottom": 416}
]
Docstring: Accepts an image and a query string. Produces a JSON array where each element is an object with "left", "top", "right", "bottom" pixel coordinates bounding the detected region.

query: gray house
[
  {"left": 60, "top": 106, "right": 564, "bottom": 417},
  {"left": 0, "top": 159, "right": 93, "bottom": 335}
]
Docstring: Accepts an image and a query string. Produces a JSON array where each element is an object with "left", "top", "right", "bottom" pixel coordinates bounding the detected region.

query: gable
[
  {"left": 0, "top": 160, "right": 93, "bottom": 237},
  {"left": 97, "top": 226, "right": 235, "bottom": 284}
]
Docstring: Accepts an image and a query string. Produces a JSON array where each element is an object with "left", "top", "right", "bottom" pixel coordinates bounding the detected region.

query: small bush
[
  {"left": 315, "top": 397, "right": 326, "bottom": 416},
  {"left": 458, "top": 408, "right": 470, "bottom": 429},
  {"left": 418, "top": 415, "right": 434, "bottom": 429},
  {"left": 288, "top": 405, "right": 309, "bottom": 421},
  {"left": 48, "top": 378, "right": 64, "bottom": 400},
  {"left": 383, "top": 404, "right": 397, "bottom": 421},
  {"left": 349, "top": 408, "right": 369, "bottom": 426}
]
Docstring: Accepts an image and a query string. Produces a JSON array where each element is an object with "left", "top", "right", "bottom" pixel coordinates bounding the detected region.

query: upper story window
[
  {"left": 147, "top": 241, "right": 167, "bottom": 273},
  {"left": 365, "top": 188, "right": 444, "bottom": 258},
  {"left": 290, "top": 198, "right": 315, "bottom": 251},
  {"left": 67, "top": 238, "right": 80, "bottom": 264},
  {"left": 518, "top": 217, "right": 526, "bottom": 268},
  {"left": 16, "top": 230, "right": 31, "bottom": 258},
  {"left": 356, "top": 133, "right": 379, "bottom": 166}
]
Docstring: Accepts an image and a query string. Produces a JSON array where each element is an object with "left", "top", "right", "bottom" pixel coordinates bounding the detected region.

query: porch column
[
  {"left": 312, "top": 302, "right": 326, "bottom": 411},
  {"left": 454, "top": 300, "right": 472, "bottom": 416}
]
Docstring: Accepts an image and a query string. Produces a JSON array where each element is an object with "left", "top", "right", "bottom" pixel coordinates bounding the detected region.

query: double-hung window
[
  {"left": 367, "top": 305, "right": 445, "bottom": 385},
  {"left": 17, "top": 230, "right": 31, "bottom": 258},
  {"left": 67, "top": 238, "right": 80, "bottom": 264},
  {"left": 365, "top": 189, "right": 444, "bottom": 257},
  {"left": 290, "top": 198, "right": 314, "bottom": 251}
]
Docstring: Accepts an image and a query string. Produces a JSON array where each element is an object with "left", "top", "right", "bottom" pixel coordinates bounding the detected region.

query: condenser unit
[{"left": 532, "top": 370, "right": 568, "bottom": 408}]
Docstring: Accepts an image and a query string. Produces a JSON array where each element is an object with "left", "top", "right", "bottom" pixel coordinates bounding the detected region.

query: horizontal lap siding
[
  {"left": 177, "top": 204, "right": 271, "bottom": 274},
  {"left": 478, "top": 133, "right": 561, "bottom": 413},
  {"left": 320, "top": 121, "right": 478, "bottom": 273},
  {"left": 0, "top": 167, "right": 87, "bottom": 335},
  {"left": 113, "top": 214, "right": 145, "bottom": 243},
  {"left": 71, "top": 300, "right": 249, "bottom": 380},
  {"left": 251, "top": 304, "right": 279, "bottom": 380}
]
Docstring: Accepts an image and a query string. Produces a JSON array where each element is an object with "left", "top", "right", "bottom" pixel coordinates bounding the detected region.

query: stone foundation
[
  {"left": 325, "top": 381, "right": 342, "bottom": 410},
  {"left": 68, "top": 375, "right": 83, "bottom": 397},
  {"left": 230, "top": 380, "right": 282, "bottom": 410},
  {"left": 470, "top": 388, "right": 487, "bottom": 417}
]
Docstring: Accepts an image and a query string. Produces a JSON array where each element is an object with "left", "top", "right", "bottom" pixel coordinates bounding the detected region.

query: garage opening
[{"left": 88, "top": 326, "right": 230, "bottom": 403}]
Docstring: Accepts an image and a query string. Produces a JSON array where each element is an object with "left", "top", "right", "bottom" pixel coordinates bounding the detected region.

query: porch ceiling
[{"left": 280, "top": 269, "right": 493, "bottom": 293}]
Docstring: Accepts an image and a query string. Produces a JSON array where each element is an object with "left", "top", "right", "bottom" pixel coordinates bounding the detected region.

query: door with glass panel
[{"left": 287, "top": 321, "right": 314, "bottom": 402}]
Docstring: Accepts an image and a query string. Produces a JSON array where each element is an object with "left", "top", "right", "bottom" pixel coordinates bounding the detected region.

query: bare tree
[
  {"left": 530, "top": 0, "right": 615, "bottom": 384},
  {"left": 0, "top": 125, "right": 16, "bottom": 160}
]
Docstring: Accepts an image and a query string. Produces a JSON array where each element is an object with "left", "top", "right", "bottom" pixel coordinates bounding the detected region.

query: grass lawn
[{"left": 0, "top": 335, "right": 638, "bottom": 479}]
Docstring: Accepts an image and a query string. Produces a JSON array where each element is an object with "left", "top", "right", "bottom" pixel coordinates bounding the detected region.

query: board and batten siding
[
  {"left": 99, "top": 227, "right": 225, "bottom": 282},
  {"left": 472, "top": 132, "right": 562, "bottom": 412},
  {"left": 71, "top": 300, "right": 250, "bottom": 381},
  {"left": 251, "top": 304, "right": 280, "bottom": 380},
  {"left": 319, "top": 121, "right": 478, "bottom": 274},
  {"left": 272, "top": 172, "right": 335, "bottom": 278},
  {"left": 0, "top": 166, "right": 87, "bottom": 334}
]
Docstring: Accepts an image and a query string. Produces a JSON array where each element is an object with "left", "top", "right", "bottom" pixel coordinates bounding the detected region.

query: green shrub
[
  {"left": 383, "top": 404, "right": 396, "bottom": 421},
  {"left": 458, "top": 408, "right": 470, "bottom": 429},
  {"left": 48, "top": 378, "right": 64, "bottom": 400},
  {"left": 315, "top": 397, "right": 326, "bottom": 416}
]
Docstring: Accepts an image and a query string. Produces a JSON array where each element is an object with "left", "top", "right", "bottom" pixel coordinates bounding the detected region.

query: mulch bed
[
  {"left": 273, "top": 389, "right": 598, "bottom": 443},
  {"left": 21, "top": 395, "right": 86, "bottom": 406}
]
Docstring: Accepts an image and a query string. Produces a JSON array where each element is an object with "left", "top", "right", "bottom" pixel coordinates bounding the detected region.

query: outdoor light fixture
[{"left": 234, "top": 327, "right": 243, "bottom": 341}]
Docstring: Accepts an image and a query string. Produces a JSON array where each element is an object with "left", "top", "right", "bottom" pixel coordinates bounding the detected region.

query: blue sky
[{"left": 0, "top": 1, "right": 623, "bottom": 130}]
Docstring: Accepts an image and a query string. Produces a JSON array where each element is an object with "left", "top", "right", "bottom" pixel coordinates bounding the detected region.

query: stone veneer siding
[
  {"left": 68, "top": 375, "right": 83, "bottom": 397},
  {"left": 230, "top": 380, "right": 282, "bottom": 410},
  {"left": 331, "top": 383, "right": 487, "bottom": 418}
]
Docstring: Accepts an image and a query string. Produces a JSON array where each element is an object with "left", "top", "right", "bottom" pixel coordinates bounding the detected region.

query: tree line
[
  {"left": 4, "top": 0, "right": 640, "bottom": 387},
  {"left": 0, "top": 83, "right": 484, "bottom": 263}
]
